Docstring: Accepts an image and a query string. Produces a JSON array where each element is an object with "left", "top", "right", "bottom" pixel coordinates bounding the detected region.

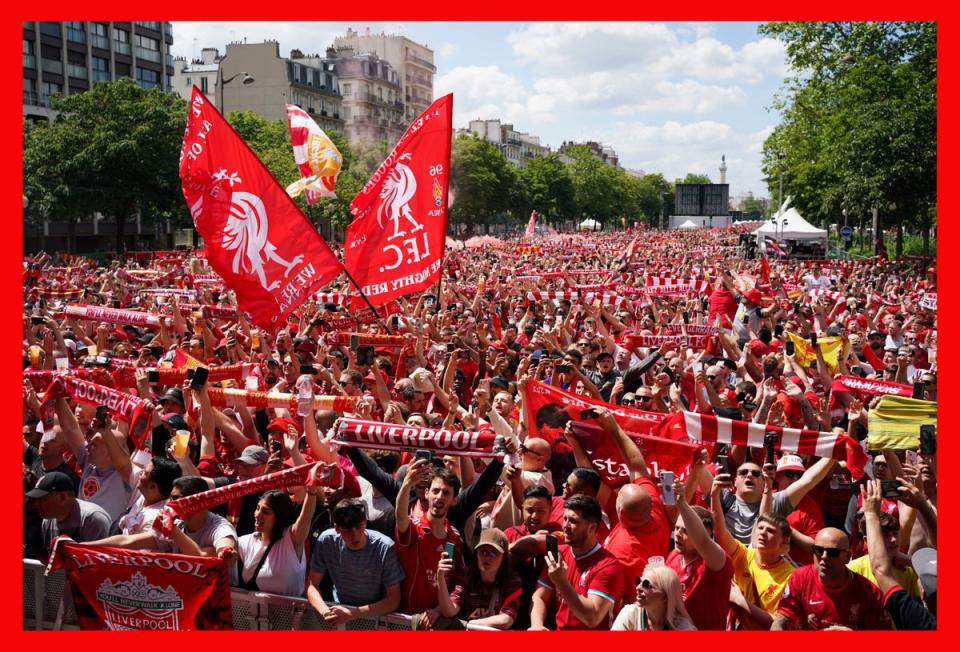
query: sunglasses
[
  {"left": 637, "top": 396, "right": 652, "bottom": 402},
  {"left": 621, "top": 399, "right": 635, "bottom": 405},
  {"left": 782, "top": 470, "right": 803, "bottom": 480},
  {"left": 737, "top": 469, "right": 762, "bottom": 478},
  {"left": 635, "top": 578, "right": 657, "bottom": 591},
  {"left": 812, "top": 545, "right": 847, "bottom": 558}
]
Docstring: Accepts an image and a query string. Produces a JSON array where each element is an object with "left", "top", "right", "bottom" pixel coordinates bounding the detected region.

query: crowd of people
[{"left": 22, "top": 223, "right": 937, "bottom": 630}]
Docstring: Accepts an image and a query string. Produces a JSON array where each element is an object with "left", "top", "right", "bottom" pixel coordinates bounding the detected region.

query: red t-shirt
[
  {"left": 601, "top": 476, "right": 671, "bottom": 602},
  {"left": 778, "top": 565, "right": 890, "bottom": 630},
  {"left": 394, "top": 520, "right": 465, "bottom": 615},
  {"left": 708, "top": 287, "right": 738, "bottom": 325},
  {"left": 549, "top": 497, "right": 609, "bottom": 543},
  {"left": 537, "top": 542, "right": 623, "bottom": 630},
  {"left": 787, "top": 494, "right": 824, "bottom": 566},
  {"left": 666, "top": 549, "right": 735, "bottom": 631},
  {"left": 504, "top": 521, "right": 561, "bottom": 544}
]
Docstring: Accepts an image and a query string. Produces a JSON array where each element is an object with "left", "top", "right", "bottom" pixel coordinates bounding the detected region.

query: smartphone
[
  {"left": 785, "top": 340, "right": 795, "bottom": 356},
  {"left": 905, "top": 449, "right": 919, "bottom": 467},
  {"left": 147, "top": 370, "right": 160, "bottom": 383},
  {"left": 31, "top": 316, "right": 44, "bottom": 325},
  {"left": 444, "top": 542, "right": 456, "bottom": 559},
  {"left": 545, "top": 533, "right": 559, "bottom": 559},
  {"left": 920, "top": 425, "right": 936, "bottom": 455},
  {"left": 349, "top": 334, "right": 360, "bottom": 351},
  {"left": 190, "top": 366, "right": 209, "bottom": 389},
  {"left": 764, "top": 431, "right": 777, "bottom": 465},
  {"left": 716, "top": 454, "right": 730, "bottom": 475},
  {"left": 809, "top": 332, "right": 818, "bottom": 348},
  {"left": 555, "top": 364, "right": 571, "bottom": 374},
  {"left": 579, "top": 408, "right": 599, "bottom": 420},
  {"left": 774, "top": 324, "right": 784, "bottom": 337},
  {"left": 445, "top": 343, "right": 455, "bottom": 353},
  {"left": 682, "top": 311, "right": 690, "bottom": 324},
  {"left": 660, "top": 471, "right": 676, "bottom": 505},
  {"left": 911, "top": 382, "right": 925, "bottom": 399},
  {"left": 95, "top": 405, "right": 109, "bottom": 427},
  {"left": 881, "top": 479, "right": 902, "bottom": 499},
  {"left": 415, "top": 449, "right": 432, "bottom": 462},
  {"left": 741, "top": 313, "right": 749, "bottom": 324},
  {"left": 300, "top": 364, "right": 317, "bottom": 375}
]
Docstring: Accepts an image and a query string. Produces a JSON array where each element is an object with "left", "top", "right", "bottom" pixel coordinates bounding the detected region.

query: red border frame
[{"left": 7, "top": 5, "right": 952, "bottom": 647}]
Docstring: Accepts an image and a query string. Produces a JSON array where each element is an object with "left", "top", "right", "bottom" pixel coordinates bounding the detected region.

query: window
[
  {"left": 135, "top": 34, "right": 160, "bottom": 62},
  {"left": 23, "top": 39, "right": 35, "bottom": 68},
  {"left": 293, "top": 63, "right": 301, "bottom": 83},
  {"left": 42, "top": 81, "right": 62, "bottom": 106},
  {"left": 135, "top": 21, "right": 162, "bottom": 31},
  {"left": 113, "top": 28, "right": 130, "bottom": 55},
  {"left": 199, "top": 77, "right": 208, "bottom": 93},
  {"left": 67, "top": 51, "right": 87, "bottom": 80},
  {"left": 166, "top": 74, "right": 172, "bottom": 90},
  {"left": 39, "top": 22, "right": 61, "bottom": 38},
  {"left": 23, "top": 77, "right": 37, "bottom": 105},
  {"left": 92, "top": 56, "right": 109, "bottom": 82},
  {"left": 342, "top": 83, "right": 351, "bottom": 96},
  {"left": 136, "top": 66, "right": 159, "bottom": 90},
  {"left": 90, "top": 23, "right": 109, "bottom": 49},
  {"left": 65, "top": 22, "right": 85, "bottom": 43},
  {"left": 115, "top": 61, "right": 131, "bottom": 77}
]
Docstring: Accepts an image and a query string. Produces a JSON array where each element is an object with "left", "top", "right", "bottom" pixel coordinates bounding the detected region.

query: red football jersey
[
  {"left": 666, "top": 550, "right": 735, "bottom": 631},
  {"left": 778, "top": 565, "right": 890, "bottom": 630},
  {"left": 538, "top": 542, "right": 623, "bottom": 630}
]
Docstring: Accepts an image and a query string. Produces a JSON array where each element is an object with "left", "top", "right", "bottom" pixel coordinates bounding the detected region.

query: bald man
[
  {"left": 490, "top": 437, "right": 555, "bottom": 530},
  {"left": 773, "top": 527, "right": 890, "bottom": 630},
  {"left": 602, "top": 482, "right": 671, "bottom": 604}
]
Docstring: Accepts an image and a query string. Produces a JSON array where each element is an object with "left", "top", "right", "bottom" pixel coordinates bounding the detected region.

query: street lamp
[{"left": 217, "top": 70, "right": 255, "bottom": 113}]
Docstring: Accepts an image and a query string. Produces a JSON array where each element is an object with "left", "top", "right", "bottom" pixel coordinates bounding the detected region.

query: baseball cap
[
  {"left": 776, "top": 454, "right": 805, "bottom": 473},
  {"left": 476, "top": 527, "right": 508, "bottom": 553},
  {"left": 295, "top": 338, "right": 318, "bottom": 355},
  {"left": 267, "top": 417, "right": 300, "bottom": 435},
  {"left": 159, "top": 387, "right": 185, "bottom": 407},
  {"left": 744, "top": 288, "right": 763, "bottom": 305},
  {"left": 26, "top": 472, "right": 75, "bottom": 499},
  {"left": 912, "top": 547, "right": 937, "bottom": 597},
  {"left": 161, "top": 413, "right": 189, "bottom": 430},
  {"left": 237, "top": 445, "right": 269, "bottom": 466}
]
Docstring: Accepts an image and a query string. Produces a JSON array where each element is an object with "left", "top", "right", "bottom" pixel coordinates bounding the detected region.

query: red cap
[
  {"left": 744, "top": 288, "right": 763, "bottom": 305},
  {"left": 267, "top": 417, "right": 300, "bottom": 435}
]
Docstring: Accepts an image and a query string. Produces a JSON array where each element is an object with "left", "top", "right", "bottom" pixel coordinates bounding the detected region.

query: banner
[
  {"left": 325, "top": 332, "right": 406, "bottom": 348},
  {"left": 47, "top": 538, "right": 231, "bottom": 630},
  {"left": 786, "top": 331, "right": 847, "bottom": 374},
  {"left": 668, "top": 411, "right": 867, "bottom": 478},
  {"left": 623, "top": 333, "right": 711, "bottom": 350},
  {"left": 206, "top": 386, "right": 357, "bottom": 413},
  {"left": 920, "top": 293, "right": 937, "bottom": 311},
  {"left": 335, "top": 418, "right": 497, "bottom": 458},
  {"left": 866, "top": 395, "right": 937, "bottom": 452},
  {"left": 285, "top": 104, "right": 343, "bottom": 203},
  {"left": 344, "top": 94, "right": 453, "bottom": 307},
  {"left": 24, "top": 368, "right": 115, "bottom": 392},
  {"left": 66, "top": 304, "right": 160, "bottom": 327},
  {"left": 520, "top": 379, "right": 700, "bottom": 486},
  {"left": 179, "top": 87, "right": 342, "bottom": 330},
  {"left": 42, "top": 377, "right": 150, "bottom": 449},
  {"left": 831, "top": 375, "right": 912, "bottom": 399}
]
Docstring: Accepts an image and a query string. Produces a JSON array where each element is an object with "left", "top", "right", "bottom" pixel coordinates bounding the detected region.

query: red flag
[
  {"left": 179, "top": 87, "right": 342, "bottom": 330},
  {"left": 760, "top": 255, "right": 771, "bottom": 284},
  {"left": 343, "top": 94, "right": 453, "bottom": 307},
  {"left": 46, "top": 538, "right": 232, "bottom": 630},
  {"left": 525, "top": 210, "right": 536, "bottom": 240}
]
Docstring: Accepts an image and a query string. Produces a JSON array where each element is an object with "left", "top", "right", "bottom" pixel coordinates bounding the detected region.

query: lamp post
[{"left": 217, "top": 70, "right": 255, "bottom": 114}]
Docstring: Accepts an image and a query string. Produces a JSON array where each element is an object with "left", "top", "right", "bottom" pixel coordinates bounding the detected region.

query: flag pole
[{"left": 339, "top": 264, "right": 394, "bottom": 335}]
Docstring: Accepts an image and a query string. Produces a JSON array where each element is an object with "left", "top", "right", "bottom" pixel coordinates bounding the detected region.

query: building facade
[
  {"left": 332, "top": 28, "right": 434, "bottom": 124},
  {"left": 23, "top": 21, "right": 175, "bottom": 121},
  {"left": 467, "top": 118, "right": 551, "bottom": 168},
  {"left": 171, "top": 47, "right": 220, "bottom": 107},
  {"left": 558, "top": 140, "right": 620, "bottom": 168},
  {"left": 330, "top": 46, "right": 404, "bottom": 146},
  {"left": 218, "top": 41, "right": 343, "bottom": 135}
]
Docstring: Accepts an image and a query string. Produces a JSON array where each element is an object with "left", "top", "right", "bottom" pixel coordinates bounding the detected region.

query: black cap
[
  {"left": 26, "top": 472, "right": 75, "bottom": 499},
  {"left": 160, "top": 387, "right": 185, "bottom": 406}
]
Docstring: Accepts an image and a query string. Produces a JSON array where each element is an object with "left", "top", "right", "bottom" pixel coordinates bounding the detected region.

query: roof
[{"left": 753, "top": 206, "right": 827, "bottom": 240}]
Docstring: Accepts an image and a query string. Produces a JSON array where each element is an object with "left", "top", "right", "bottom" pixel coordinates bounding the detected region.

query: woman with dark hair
[
  {"left": 236, "top": 487, "right": 318, "bottom": 596},
  {"left": 432, "top": 528, "right": 522, "bottom": 630}
]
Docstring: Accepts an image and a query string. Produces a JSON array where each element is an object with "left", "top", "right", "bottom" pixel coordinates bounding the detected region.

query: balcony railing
[
  {"left": 67, "top": 63, "right": 88, "bottom": 79},
  {"left": 91, "top": 34, "right": 109, "bottom": 50},
  {"left": 114, "top": 41, "right": 130, "bottom": 55},
  {"left": 404, "top": 52, "right": 436, "bottom": 71},
  {"left": 92, "top": 70, "right": 110, "bottom": 83},
  {"left": 135, "top": 47, "right": 161, "bottom": 63},
  {"left": 40, "top": 58, "right": 63, "bottom": 75}
]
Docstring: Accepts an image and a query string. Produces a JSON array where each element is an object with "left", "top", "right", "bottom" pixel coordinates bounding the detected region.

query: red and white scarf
[
  {"left": 831, "top": 375, "right": 912, "bottom": 398},
  {"left": 335, "top": 418, "right": 498, "bottom": 458}
]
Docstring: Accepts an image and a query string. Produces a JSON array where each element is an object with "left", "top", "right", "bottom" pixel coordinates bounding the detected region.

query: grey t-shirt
[
  {"left": 41, "top": 498, "right": 111, "bottom": 552},
  {"left": 75, "top": 446, "right": 133, "bottom": 522},
  {"left": 310, "top": 528, "right": 405, "bottom": 607},
  {"left": 721, "top": 489, "right": 793, "bottom": 544}
]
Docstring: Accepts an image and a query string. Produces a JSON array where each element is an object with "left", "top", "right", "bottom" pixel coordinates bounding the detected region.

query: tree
[
  {"left": 681, "top": 173, "right": 713, "bottom": 184},
  {"left": 449, "top": 134, "right": 519, "bottom": 233},
  {"left": 518, "top": 154, "right": 576, "bottom": 226},
  {"left": 760, "top": 21, "right": 935, "bottom": 256},
  {"left": 564, "top": 145, "right": 620, "bottom": 228},
  {"left": 23, "top": 78, "right": 188, "bottom": 253}
]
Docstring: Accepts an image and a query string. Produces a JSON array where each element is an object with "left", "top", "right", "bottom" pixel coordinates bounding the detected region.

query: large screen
[{"left": 675, "top": 184, "right": 729, "bottom": 216}]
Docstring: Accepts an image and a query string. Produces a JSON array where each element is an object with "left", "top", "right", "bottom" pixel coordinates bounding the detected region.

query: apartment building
[
  {"left": 467, "top": 118, "right": 552, "bottom": 168},
  {"left": 23, "top": 21, "right": 175, "bottom": 121},
  {"left": 330, "top": 45, "right": 404, "bottom": 146},
  {"left": 171, "top": 47, "right": 220, "bottom": 107}
]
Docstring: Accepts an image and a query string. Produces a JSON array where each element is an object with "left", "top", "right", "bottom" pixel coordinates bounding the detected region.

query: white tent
[
  {"left": 753, "top": 207, "right": 827, "bottom": 241},
  {"left": 578, "top": 219, "right": 601, "bottom": 231},
  {"left": 678, "top": 219, "right": 699, "bottom": 230}
]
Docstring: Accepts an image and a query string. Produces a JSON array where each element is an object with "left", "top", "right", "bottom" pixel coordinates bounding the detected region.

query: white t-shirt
[
  {"left": 490, "top": 468, "right": 555, "bottom": 530},
  {"left": 237, "top": 528, "right": 307, "bottom": 597},
  {"left": 803, "top": 274, "right": 832, "bottom": 291}
]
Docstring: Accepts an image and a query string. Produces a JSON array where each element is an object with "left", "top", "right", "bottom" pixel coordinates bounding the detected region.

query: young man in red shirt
[
  {"left": 666, "top": 476, "right": 735, "bottom": 630},
  {"left": 773, "top": 527, "right": 890, "bottom": 630},
  {"left": 395, "top": 459, "right": 466, "bottom": 628},
  {"left": 529, "top": 494, "right": 623, "bottom": 631}
]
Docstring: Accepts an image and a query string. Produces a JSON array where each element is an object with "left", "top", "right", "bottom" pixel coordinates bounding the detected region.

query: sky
[{"left": 170, "top": 21, "right": 789, "bottom": 199}]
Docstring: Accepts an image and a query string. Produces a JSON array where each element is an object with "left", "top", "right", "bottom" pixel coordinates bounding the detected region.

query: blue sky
[{"left": 171, "top": 22, "right": 789, "bottom": 199}]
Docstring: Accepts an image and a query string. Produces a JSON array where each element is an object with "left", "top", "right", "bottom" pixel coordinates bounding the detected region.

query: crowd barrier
[{"left": 22, "top": 559, "right": 495, "bottom": 631}]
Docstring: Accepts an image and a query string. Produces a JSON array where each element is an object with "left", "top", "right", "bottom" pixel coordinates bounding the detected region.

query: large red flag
[
  {"left": 179, "top": 87, "right": 342, "bottom": 330},
  {"left": 344, "top": 94, "right": 453, "bottom": 307},
  {"left": 525, "top": 210, "right": 536, "bottom": 240}
]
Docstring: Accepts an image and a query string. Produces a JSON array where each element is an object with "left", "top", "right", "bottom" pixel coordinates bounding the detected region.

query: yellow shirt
[
  {"left": 730, "top": 540, "right": 796, "bottom": 614},
  {"left": 847, "top": 555, "right": 921, "bottom": 597}
]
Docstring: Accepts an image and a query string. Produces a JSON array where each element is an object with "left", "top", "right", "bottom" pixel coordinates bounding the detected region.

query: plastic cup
[{"left": 174, "top": 430, "right": 191, "bottom": 457}]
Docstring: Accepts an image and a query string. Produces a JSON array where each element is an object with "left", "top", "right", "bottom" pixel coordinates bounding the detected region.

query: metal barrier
[{"left": 23, "top": 559, "right": 496, "bottom": 631}]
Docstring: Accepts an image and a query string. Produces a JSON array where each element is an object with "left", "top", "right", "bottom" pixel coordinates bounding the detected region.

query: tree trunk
[
  {"left": 921, "top": 222, "right": 929, "bottom": 257},
  {"left": 895, "top": 215, "right": 904, "bottom": 259}
]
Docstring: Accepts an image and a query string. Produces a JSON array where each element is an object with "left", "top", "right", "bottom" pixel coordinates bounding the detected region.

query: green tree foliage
[
  {"left": 681, "top": 173, "right": 713, "bottom": 184},
  {"left": 759, "top": 21, "right": 935, "bottom": 255},
  {"left": 449, "top": 134, "right": 520, "bottom": 232},
  {"left": 22, "top": 78, "right": 188, "bottom": 252},
  {"left": 517, "top": 154, "right": 576, "bottom": 225}
]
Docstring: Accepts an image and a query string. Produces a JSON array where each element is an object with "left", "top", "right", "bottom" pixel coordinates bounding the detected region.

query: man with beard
[
  {"left": 395, "top": 461, "right": 466, "bottom": 628},
  {"left": 528, "top": 494, "right": 623, "bottom": 630},
  {"left": 773, "top": 527, "right": 888, "bottom": 630}
]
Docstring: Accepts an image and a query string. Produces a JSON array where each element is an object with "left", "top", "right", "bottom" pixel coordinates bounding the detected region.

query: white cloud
[
  {"left": 435, "top": 42, "right": 457, "bottom": 58},
  {"left": 435, "top": 65, "right": 557, "bottom": 130}
]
